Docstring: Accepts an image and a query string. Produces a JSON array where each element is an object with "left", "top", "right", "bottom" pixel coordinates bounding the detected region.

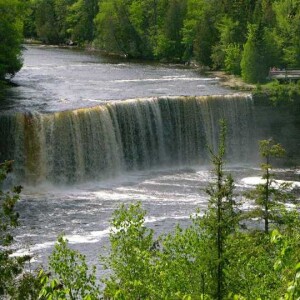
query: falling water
[{"left": 0, "top": 94, "right": 254, "bottom": 184}]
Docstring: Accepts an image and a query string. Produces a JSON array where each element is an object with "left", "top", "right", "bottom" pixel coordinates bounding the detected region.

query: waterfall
[{"left": 0, "top": 94, "right": 254, "bottom": 184}]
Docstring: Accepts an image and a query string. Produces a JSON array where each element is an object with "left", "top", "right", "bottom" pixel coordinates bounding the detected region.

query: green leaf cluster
[
  {"left": 0, "top": 0, "right": 23, "bottom": 81},
  {"left": 39, "top": 236, "right": 100, "bottom": 299},
  {"left": 0, "top": 161, "right": 40, "bottom": 298}
]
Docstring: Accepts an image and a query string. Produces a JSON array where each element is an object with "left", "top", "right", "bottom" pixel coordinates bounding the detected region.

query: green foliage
[
  {"left": 67, "top": 0, "right": 98, "bottom": 44},
  {"left": 256, "top": 80, "right": 300, "bottom": 105},
  {"left": 211, "top": 16, "right": 240, "bottom": 70},
  {"left": 285, "top": 262, "right": 300, "bottom": 299},
  {"left": 192, "top": 1, "right": 219, "bottom": 67},
  {"left": 154, "top": 0, "right": 187, "bottom": 60},
  {"left": 102, "top": 202, "right": 156, "bottom": 299},
  {"left": 39, "top": 236, "right": 100, "bottom": 299},
  {"left": 272, "top": 228, "right": 300, "bottom": 299},
  {"left": 156, "top": 221, "right": 209, "bottom": 299},
  {"left": 244, "top": 139, "right": 296, "bottom": 234},
  {"left": 95, "top": 0, "right": 144, "bottom": 58},
  {"left": 226, "top": 231, "right": 286, "bottom": 299},
  {"left": 0, "top": 161, "right": 20, "bottom": 246},
  {"left": 273, "top": 0, "right": 300, "bottom": 68},
  {"left": 20, "top": 0, "right": 300, "bottom": 74},
  {"left": 262, "top": 28, "right": 282, "bottom": 70},
  {"left": 128, "top": 0, "right": 169, "bottom": 59},
  {"left": 203, "top": 120, "right": 238, "bottom": 300},
  {"left": 101, "top": 203, "right": 212, "bottom": 299},
  {"left": 181, "top": 0, "right": 204, "bottom": 61},
  {"left": 35, "top": 0, "right": 60, "bottom": 43},
  {"left": 224, "top": 43, "right": 242, "bottom": 75},
  {"left": 17, "top": 0, "right": 300, "bottom": 77},
  {"left": 22, "top": 0, "right": 37, "bottom": 38},
  {"left": 53, "top": 0, "right": 74, "bottom": 42},
  {"left": 0, "top": 0, "right": 23, "bottom": 80},
  {"left": 241, "top": 24, "right": 268, "bottom": 83},
  {"left": 48, "top": 196, "right": 297, "bottom": 300},
  {"left": 0, "top": 161, "right": 40, "bottom": 298}
]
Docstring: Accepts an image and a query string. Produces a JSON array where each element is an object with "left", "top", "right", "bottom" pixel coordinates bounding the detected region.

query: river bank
[{"left": 206, "top": 71, "right": 255, "bottom": 91}]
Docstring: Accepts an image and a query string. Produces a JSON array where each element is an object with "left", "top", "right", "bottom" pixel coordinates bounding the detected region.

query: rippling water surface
[
  {"left": 13, "top": 166, "right": 266, "bottom": 268},
  {"left": 1, "top": 45, "right": 229, "bottom": 112}
]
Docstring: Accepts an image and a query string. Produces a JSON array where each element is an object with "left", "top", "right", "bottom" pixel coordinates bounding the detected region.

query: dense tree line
[
  {"left": 1, "top": 0, "right": 300, "bottom": 83},
  {"left": 21, "top": 0, "right": 300, "bottom": 83}
]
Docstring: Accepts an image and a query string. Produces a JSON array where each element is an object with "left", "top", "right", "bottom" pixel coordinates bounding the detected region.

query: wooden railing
[{"left": 269, "top": 69, "right": 300, "bottom": 81}]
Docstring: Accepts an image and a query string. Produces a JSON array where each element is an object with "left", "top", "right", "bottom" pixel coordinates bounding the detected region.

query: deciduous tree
[{"left": 0, "top": 0, "right": 23, "bottom": 80}]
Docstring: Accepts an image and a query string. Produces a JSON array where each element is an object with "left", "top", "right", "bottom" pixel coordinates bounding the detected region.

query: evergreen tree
[
  {"left": 202, "top": 120, "right": 238, "bottom": 299},
  {"left": 244, "top": 139, "right": 296, "bottom": 234},
  {"left": 18, "top": 0, "right": 300, "bottom": 73},
  {"left": 129, "top": 0, "right": 168, "bottom": 59},
  {"left": 241, "top": 23, "right": 268, "bottom": 83},
  {"left": 21, "top": 0, "right": 38, "bottom": 39},
  {"left": 193, "top": 1, "right": 219, "bottom": 67}
]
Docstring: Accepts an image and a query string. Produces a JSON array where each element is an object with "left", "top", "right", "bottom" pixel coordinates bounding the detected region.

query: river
[
  {"left": 0, "top": 45, "right": 298, "bottom": 273},
  {"left": 0, "top": 45, "right": 228, "bottom": 112}
]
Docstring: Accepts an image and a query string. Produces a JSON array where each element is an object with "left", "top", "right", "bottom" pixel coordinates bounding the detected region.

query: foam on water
[{"left": 241, "top": 176, "right": 300, "bottom": 188}]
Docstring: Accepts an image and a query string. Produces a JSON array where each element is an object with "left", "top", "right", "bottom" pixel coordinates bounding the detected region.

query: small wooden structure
[{"left": 269, "top": 69, "right": 300, "bottom": 81}]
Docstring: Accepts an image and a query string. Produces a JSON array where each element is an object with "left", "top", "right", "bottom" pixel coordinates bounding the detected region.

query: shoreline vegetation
[{"left": 2, "top": 0, "right": 300, "bottom": 85}]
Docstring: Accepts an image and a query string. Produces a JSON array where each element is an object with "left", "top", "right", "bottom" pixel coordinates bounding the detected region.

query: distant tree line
[
  {"left": 1, "top": 0, "right": 300, "bottom": 82},
  {"left": 23, "top": 0, "right": 300, "bottom": 83}
]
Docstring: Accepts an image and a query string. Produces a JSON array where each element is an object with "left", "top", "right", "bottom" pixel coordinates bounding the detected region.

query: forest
[{"left": 1, "top": 0, "right": 300, "bottom": 83}]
